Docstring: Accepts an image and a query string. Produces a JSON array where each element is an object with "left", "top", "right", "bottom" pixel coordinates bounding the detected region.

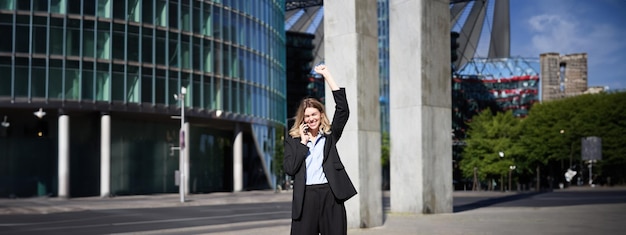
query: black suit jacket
[{"left": 283, "top": 88, "right": 358, "bottom": 220}]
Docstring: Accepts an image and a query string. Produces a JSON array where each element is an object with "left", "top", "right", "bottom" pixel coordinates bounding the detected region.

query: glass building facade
[{"left": 0, "top": 0, "right": 286, "bottom": 197}]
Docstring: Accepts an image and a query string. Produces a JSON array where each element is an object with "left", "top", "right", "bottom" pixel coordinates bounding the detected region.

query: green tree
[
  {"left": 520, "top": 91, "right": 626, "bottom": 185},
  {"left": 460, "top": 110, "right": 522, "bottom": 190}
]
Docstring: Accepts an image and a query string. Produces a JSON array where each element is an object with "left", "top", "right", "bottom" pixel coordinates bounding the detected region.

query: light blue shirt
[{"left": 305, "top": 132, "right": 328, "bottom": 185}]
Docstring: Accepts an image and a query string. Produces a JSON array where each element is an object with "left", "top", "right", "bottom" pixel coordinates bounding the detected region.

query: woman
[{"left": 283, "top": 64, "right": 357, "bottom": 235}]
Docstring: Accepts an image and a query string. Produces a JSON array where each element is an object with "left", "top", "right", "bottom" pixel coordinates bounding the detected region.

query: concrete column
[
  {"left": 100, "top": 114, "right": 111, "bottom": 197},
  {"left": 58, "top": 114, "right": 70, "bottom": 198},
  {"left": 389, "top": 0, "right": 453, "bottom": 214},
  {"left": 324, "top": 0, "right": 382, "bottom": 228},
  {"left": 233, "top": 123, "right": 243, "bottom": 192},
  {"left": 183, "top": 121, "right": 190, "bottom": 195}
]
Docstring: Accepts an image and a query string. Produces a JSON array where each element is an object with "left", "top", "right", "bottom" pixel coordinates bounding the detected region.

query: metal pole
[
  {"left": 589, "top": 160, "right": 593, "bottom": 185},
  {"left": 179, "top": 87, "right": 186, "bottom": 203},
  {"left": 508, "top": 169, "right": 512, "bottom": 191}
]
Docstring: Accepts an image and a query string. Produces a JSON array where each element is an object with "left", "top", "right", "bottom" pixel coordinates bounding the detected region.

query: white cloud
[{"left": 523, "top": 8, "right": 624, "bottom": 69}]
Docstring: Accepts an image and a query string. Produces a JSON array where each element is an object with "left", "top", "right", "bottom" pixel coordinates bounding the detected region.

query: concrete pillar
[
  {"left": 389, "top": 0, "right": 453, "bottom": 214},
  {"left": 324, "top": 0, "right": 382, "bottom": 228},
  {"left": 58, "top": 114, "right": 70, "bottom": 198},
  {"left": 183, "top": 121, "right": 190, "bottom": 195},
  {"left": 100, "top": 114, "right": 111, "bottom": 197},
  {"left": 233, "top": 123, "right": 243, "bottom": 192}
]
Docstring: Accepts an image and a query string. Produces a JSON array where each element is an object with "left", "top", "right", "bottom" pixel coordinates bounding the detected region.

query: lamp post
[
  {"left": 499, "top": 152, "right": 504, "bottom": 192},
  {"left": 174, "top": 87, "right": 187, "bottom": 203},
  {"left": 509, "top": 165, "right": 516, "bottom": 191}
]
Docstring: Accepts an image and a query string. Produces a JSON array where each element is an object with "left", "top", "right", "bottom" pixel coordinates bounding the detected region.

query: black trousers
[{"left": 291, "top": 183, "right": 347, "bottom": 235}]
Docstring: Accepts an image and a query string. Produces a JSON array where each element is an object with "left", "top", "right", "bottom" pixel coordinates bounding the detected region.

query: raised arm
[{"left": 314, "top": 64, "right": 339, "bottom": 91}]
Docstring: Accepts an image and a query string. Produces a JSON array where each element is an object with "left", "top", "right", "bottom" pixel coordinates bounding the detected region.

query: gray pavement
[{"left": 1, "top": 186, "right": 625, "bottom": 234}]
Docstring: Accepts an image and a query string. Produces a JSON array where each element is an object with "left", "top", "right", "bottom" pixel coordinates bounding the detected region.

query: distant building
[
  {"left": 0, "top": 0, "right": 285, "bottom": 198},
  {"left": 452, "top": 57, "right": 540, "bottom": 141},
  {"left": 540, "top": 53, "right": 588, "bottom": 101}
]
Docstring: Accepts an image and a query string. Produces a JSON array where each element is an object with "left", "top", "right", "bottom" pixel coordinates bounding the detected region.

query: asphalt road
[
  {"left": 0, "top": 201, "right": 291, "bottom": 234},
  {"left": 1, "top": 187, "right": 625, "bottom": 234}
]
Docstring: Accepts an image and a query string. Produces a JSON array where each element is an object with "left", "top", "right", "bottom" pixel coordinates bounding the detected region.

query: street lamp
[
  {"left": 509, "top": 165, "right": 516, "bottom": 191},
  {"left": 173, "top": 86, "right": 187, "bottom": 203},
  {"left": 34, "top": 108, "right": 46, "bottom": 119},
  {"left": 499, "top": 152, "right": 504, "bottom": 191}
]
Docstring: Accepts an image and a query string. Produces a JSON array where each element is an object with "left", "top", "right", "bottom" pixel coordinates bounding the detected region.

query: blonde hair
[{"left": 288, "top": 98, "right": 332, "bottom": 138}]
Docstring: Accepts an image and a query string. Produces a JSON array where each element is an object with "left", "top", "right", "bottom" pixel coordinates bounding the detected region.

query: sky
[{"left": 509, "top": 0, "right": 626, "bottom": 90}]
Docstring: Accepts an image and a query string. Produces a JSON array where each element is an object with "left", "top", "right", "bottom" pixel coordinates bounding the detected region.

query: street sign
[{"left": 581, "top": 136, "right": 602, "bottom": 161}]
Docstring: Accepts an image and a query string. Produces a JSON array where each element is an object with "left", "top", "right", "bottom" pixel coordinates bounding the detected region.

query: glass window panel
[
  {"left": 113, "top": 0, "right": 125, "bottom": 20},
  {"left": 31, "top": 67, "right": 46, "bottom": 98},
  {"left": 14, "top": 66, "right": 28, "bottom": 97},
  {"left": 213, "top": 42, "right": 222, "bottom": 75},
  {"left": 142, "top": 0, "right": 153, "bottom": 24},
  {"left": 212, "top": 6, "right": 221, "bottom": 40},
  {"left": 66, "top": 28, "right": 80, "bottom": 56},
  {"left": 96, "top": 30, "right": 111, "bottom": 59},
  {"left": 50, "top": 0, "right": 66, "bottom": 14},
  {"left": 128, "top": 0, "right": 140, "bottom": 22},
  {"left": 202, "top": 3, "right": 211, "bottom": 36},
  {"left": 222, "top": 45, "right": 230, "bottom": 77},
  {"left": 168, "top": 1, "right": 177, "bottom": 29},
  {"left": 95, "top": 65, "right": 110, "bottom": 101},
  {"left": 203, "top": 41, "right": 212, "bottom": 73},
  {"left": 141, "top": 68, "right": 153, "bottom": 103},
  {"left": 156, "top": 0, "right": 167, "bottom": 27},
  {"left": 49, "top": 23, "right": 63, "bottom": 55},
  {"left": 127, "top": 66, "right": 140, "bottom": 103},
  {"left": 192, "top": 5, "right": 201, "bottom": 33},
  {"left": 111, "top": 63, "right": 124, "bottom": 101},
  {"left": 181, "top": 2, "right": 190, "bottom": 31},
  {"left": 167, "top": 72, "right": 178, "bottom": 105},
  {"left": 221, "top": 9, "right": 229, "bottom": 42},
  {"left": 203, "top": 77, "right": 212, "bottom": 109},
  {"left": 192, "top": 38, "right": 200, "bottom": 69},
  {"left": 155, "top": 35, "right": 166, "bottom": 65},
  {"left": 223, "top": 79, "right": 231, "bottom": 112},
  {"left": 0, "top": 24, "right": 12, "bottom": 52},
  {"left": 48, "top": 67, "right": 63, "bottom": 99},
  {"left": 142, "top": 30, "right": 153, "bottom": 63},
  {"left": 83, "top": 26, "right": 95, "bottom": 58},
  {"left": 64, "top": 66, "right": 80, "bottom": 99},
  {"left": 213, "top": 76, "right": 221, "bottom": 110},
  {"left": 127, "top": 33, "right": 139, "bottom": 62},
  {"left": 155, "top": 69, "right": 166, "bottom": 104},
  {"left": 16, "top": 0, "right": 30, "bottom": 11},
  {"left": 34, "top": 0, "right": 48, "bottom": 12},
  {"left": 230, "top": 13, "right": 237, "bottom": 44},
  {"left": 97, "top": 0, "right": 111, "bottom": 18},
  {"left": 168, "top": 37, "right": 178, "bottom": 67},
  {"left": 82, "top": 69, "right": 94, "bottom": 100},
  {"left": 15, "top": 26, "right": 29, "bottom": 53},
  {"left": 191, "top": 74, "right": 201, "bottom": 107},
  {"left": 84, "top": 1, "right": 95, "bottom": 15},
  {"left": 67, "top": 0, "right": 80, "bottom": 14},
  {"left": 181, "top": 41, "right": 190, "bottom": 69},
  {"left": 0, "top": 64, "right": 10, "bottom": 96},
  {"left": 112, "top": 32, "right": 124, "bottom": 60},
  {"left": 0, "top": 0, "right": 14, "bottom": 10}
]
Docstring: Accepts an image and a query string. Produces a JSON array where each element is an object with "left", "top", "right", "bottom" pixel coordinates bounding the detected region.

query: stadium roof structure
[{"left": 456, "top": 57, "right": 540, "bottom": 79}]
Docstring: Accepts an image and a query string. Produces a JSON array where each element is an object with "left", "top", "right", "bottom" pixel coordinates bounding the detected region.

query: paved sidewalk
[{"left": 1, "top": 187, "right": 625, "bottom": 234}]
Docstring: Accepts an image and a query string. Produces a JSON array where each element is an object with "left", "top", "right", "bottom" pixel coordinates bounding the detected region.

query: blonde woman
[{"left": 283, "top": 64, "right": 357, "bottom": 235}]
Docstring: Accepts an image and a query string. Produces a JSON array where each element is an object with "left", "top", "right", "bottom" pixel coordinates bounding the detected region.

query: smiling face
[{"left": 304, "top": 107, "right": 321, "bottom": 132}]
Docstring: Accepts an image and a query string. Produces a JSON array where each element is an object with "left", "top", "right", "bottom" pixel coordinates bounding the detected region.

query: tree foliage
[
  {"left": 459, "top": 91, "right": 626, "bottom": 186},
  {"left": 460, "top": 110, "right": 522, "bottom": 181}
]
